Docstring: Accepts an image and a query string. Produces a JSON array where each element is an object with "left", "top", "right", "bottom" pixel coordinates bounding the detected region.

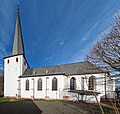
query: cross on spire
[{"left": 17, "top": 1, "right": 20, "bottom": 11}]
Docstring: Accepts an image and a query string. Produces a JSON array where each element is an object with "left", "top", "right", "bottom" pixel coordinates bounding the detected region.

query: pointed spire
[{"left": 12, "top": 5, "right": 24, "bottom": 55}]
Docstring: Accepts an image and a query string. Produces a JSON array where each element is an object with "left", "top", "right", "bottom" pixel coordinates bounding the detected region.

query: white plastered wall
[
  {"left": 20, "top": 75, "right": 65, "bottom": 99},
  {"left": 66, "top": 73, "right": 113, "bottom": 102},
  {"left": 20, "top": 73, "right": 115, "bottom": 102},
  {"left": 4, "top": 55, "right": 28, "bottom": 97}
]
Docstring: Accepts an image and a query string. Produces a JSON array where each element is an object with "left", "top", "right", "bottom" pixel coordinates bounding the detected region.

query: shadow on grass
[{"left": 0, "top": 99, "right": 43, "bottom": 114}]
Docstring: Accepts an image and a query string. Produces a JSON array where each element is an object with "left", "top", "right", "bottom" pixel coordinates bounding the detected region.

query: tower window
[
  {"left": 7, "top": 59, "right": 9, "bottom": 64},
  {"left": 16, "top": 58, "right": 18, "bottom": 62}
]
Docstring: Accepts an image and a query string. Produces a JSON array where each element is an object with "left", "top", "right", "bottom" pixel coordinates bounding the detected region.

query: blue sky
[{"left": 0, "top": 0, "right": 120, "bottom": 69}]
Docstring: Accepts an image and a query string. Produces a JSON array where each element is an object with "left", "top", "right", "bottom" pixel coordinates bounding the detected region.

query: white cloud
[
  {"left": 60, "top": 40, "right": 64, "bottom": 45},
  {"left": 44, "top": 55, "right": 55, "bottom": 62}
]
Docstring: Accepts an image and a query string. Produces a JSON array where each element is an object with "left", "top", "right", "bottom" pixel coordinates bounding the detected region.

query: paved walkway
[
  {"left": 34, "top": 100, "right": 101, "bottom": 114},
  {"left": 0, "top": 100, "right": 104, "bottom": 114},
  {"left": 0, "top": 100, "right": 42, "bottom": 114}
]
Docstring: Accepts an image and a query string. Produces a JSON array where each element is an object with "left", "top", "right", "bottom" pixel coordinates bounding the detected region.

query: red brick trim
[
  {"left": 4, "top": 96, "right": 17, "bottom": 98},
  {"left": 63, "top": 96, "right": 69, "bottom": 100},
  {"left": 45, "top": 96, "right": 49, "bottom": 100},
  {"left": 31, "top": 96, "right": 34, "bottom": 100},
  {"left": 100, "top": 98, "right": 115, "bottom": 102},
  {"left": 17, "top": 95, "right": 21, "bottom": 99}
]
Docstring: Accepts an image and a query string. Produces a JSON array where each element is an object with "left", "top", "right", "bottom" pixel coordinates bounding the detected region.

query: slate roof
[
  {"left": 21, "top": 61, "right": 107, "bottom": 77},
  {"left": 12, "top": 9, "right": 24, "bottom": 55}
]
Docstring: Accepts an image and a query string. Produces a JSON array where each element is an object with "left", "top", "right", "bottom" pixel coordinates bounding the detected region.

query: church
[{"left": 4, "top": 9, "right": 115, "bottom": 102}]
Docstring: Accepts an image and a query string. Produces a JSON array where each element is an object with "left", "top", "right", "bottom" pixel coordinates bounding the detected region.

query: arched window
[
  {"left": 52, "top": 77, "right": 57, "bottom": 91},
  {"left": 70, "top": 77, "right": 76, "bottom": 90},
  {"left": 88, "top": 76, "right": 96, "bottom": 90},
  {"left": 25, "top": 79, "right": 29, "bottom": 90},
  {"left": 38, "top": 78, "right": 42, "bottom": 90}
]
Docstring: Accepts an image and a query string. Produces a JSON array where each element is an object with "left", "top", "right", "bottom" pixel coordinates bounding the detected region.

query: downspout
[{"left": 105, "top": 73, "right": 107, "bottom": 101}]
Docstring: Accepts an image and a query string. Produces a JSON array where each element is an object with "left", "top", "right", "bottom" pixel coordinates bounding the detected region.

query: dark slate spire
[{"left": 12, "top": 7, "right": 24, "bottom": 55}]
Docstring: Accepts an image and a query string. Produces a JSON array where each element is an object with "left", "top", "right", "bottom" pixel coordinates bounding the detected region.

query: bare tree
[
  {"left": 85, "top": 14, "right": 120, "bottom": 113},
  {"left": 86, "top": 14, "right": 120, "bottom": 74}
]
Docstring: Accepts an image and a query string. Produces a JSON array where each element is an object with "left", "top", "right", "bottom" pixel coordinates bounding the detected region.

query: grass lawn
[
  {"left": 102, "top": 106, "right": 114, "bottom": 114},
  {"left": 0, "top": 98, "right": 10, "bottom": 103},
  {"left": 0, "top": 97, "right": 27, "bottom": 103}
]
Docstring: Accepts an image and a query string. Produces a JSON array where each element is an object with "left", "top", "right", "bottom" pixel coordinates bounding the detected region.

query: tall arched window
[
  {"left": 88, "top": 76, "right": 96, "bottom": 90},
  {"left": 25, "top": 79, "right": 29, "bottom": 90},
  {"left": 38, "top": 78, "right": 42, "bottom": 90},
  {"left": 52, "top": 77, "right": 57, "bottom": 91},
  {"left": 70, "top": 77, "right": 76, "bottom": 90}
]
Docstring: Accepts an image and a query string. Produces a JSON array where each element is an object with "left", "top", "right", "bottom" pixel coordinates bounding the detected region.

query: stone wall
[{"left": 0, "top": 76, "right": 4, "bottom": 96}]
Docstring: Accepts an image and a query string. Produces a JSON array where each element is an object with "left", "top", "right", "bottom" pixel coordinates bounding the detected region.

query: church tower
[{"left": 4, "top": 8, "right": 29, "bottom": 98}]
